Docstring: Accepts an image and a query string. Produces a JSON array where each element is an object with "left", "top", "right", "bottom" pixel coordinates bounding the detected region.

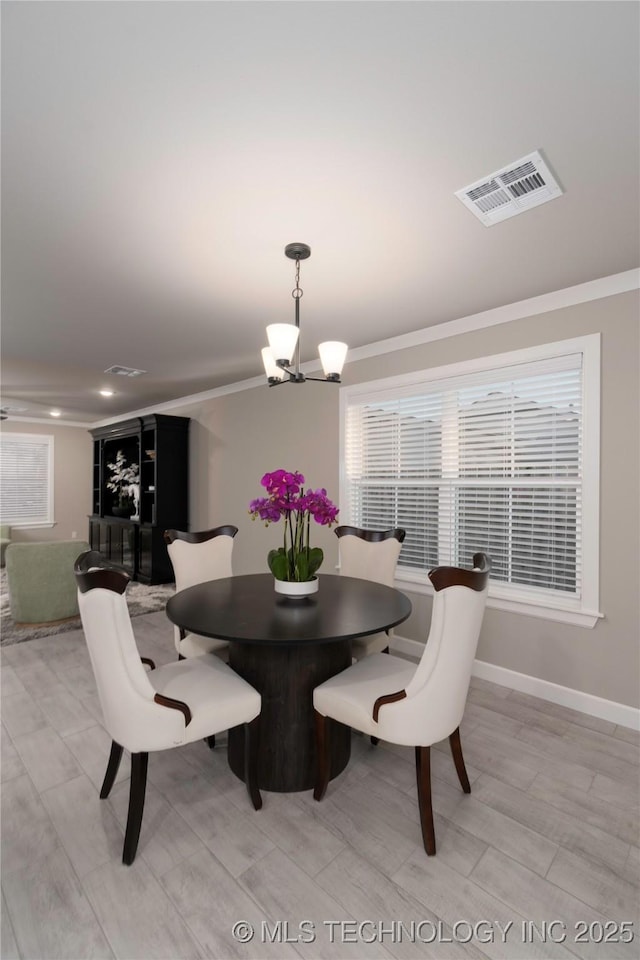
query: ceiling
[{"left": 1, "top": 1, "right": 638, "bottom": 425}]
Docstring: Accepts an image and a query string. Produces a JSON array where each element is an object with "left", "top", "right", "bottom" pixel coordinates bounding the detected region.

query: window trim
[
  {"left": 0, "top": 432, "right": 55, "bottom": 528},
  {"left": 340, "top": 334, "right": 602, "bottom": 628}
]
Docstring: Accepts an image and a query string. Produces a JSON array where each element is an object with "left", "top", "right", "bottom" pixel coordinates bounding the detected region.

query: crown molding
[
  {"left": 88, "top": 268, "right": 639, "bottom": 429},
  {"left": 0, "top": 416, "right": 90, "bottom": 429},
  {"left": 345, "top": 268, "right": 639, "bottom": 365}
]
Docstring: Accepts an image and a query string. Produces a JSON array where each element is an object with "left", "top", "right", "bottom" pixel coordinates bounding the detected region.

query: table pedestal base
[{"left": 228, "top": 638, "right": 352, "bottom": 792}]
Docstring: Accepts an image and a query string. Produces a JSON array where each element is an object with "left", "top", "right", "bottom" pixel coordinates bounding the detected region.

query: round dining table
[{"left": 166, "top": 573, "right": 412, "bottom": 792}]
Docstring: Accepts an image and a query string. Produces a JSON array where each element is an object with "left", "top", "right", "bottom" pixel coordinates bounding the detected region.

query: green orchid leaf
[
  {"left": 268, "top": 548, "right": 289, "bottom": 580},
  {"left": 307, "top": 547, "right": 324, "bottom": 576},
  {"left": 295, "top": 553, "right": 310, "bottom": 582}
]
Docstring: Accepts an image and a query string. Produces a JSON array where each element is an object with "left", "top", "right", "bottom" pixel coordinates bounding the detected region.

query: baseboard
[{"left": 390, "top": 635, "right": 640, "bottom": 731}]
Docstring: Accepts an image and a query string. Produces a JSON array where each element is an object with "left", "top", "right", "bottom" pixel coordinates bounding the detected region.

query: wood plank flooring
[{"left": 1, "top": 611, "right": 638, "bottom": 959}]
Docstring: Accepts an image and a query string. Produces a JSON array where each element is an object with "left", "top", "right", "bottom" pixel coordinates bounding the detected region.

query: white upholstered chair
[
  {"left": 74, "top": 550, "right": 262, "bottom": 865},
  {"left": 335, "top": 525, "right": 405, "bottom": 660},
  {"left": 313, "top": 552, "right": 490, "bottom": 856},
  {"left": 164, "top": 526, "right": 237, "bottom": 661}
]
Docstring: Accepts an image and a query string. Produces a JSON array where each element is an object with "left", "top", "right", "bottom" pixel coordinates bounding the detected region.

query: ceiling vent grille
[
  {"left": 455, "top": 150, "right": 563, "bottom": 226},
  {"left": 104, "top": 365, "right": 147, "bottom": 377},
  {"left": 0, "top": 404, "right": 28, "bottom": 420}
]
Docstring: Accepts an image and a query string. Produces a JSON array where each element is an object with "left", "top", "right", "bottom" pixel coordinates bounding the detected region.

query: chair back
[
  {"left": 335, "top": 526, "right": 405, "bottom": 587},
  {"left": 74, "top": 551, "right": 185, "bottom": 751},
  {"left": 164, "top": 526, "right": 238, "bottom": 592},
  {"left": 378, "top": 553, "right": 490, "bottom": 746}
]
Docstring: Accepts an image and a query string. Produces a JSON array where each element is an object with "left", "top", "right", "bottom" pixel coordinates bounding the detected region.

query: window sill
[
  {"left": 395, "top": 572, "right": 603, "bottom": 629},
  {"left": 6, "top": 521, "right": 56, "bottom": 529}
]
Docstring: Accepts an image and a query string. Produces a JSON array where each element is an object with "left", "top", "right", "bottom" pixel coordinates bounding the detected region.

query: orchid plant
[{"left": 249, "top": 470, "right": 339, "bottom": 581}]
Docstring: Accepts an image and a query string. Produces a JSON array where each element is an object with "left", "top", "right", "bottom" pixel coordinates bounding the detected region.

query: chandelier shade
[
  {"left": 318, "top": 341, "right": 348, "bottom": 380},
  {"left": 261, "top": 244, "right": 348, "bottom": 387},
  {"left": 266, "top": 323, "right": 300, "bottom": 366},
  {"left": 261, "top": 347, "right": 285, "bottom": 382}
]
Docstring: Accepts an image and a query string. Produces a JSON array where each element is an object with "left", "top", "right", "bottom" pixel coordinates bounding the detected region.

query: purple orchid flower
[{"left": 249, "top": 470, "right": 339, "bottom": 581}]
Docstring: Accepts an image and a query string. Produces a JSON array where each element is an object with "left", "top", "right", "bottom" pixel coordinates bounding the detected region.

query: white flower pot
[{"left": 274, "top": 576, "right": 319, "bottom": 598}]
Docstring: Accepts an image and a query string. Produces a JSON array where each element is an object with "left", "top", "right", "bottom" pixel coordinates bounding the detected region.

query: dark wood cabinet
[
  {"left": 88, "top": 517, "right": 137, "bottom": 576},
  {"left": 88, "top": 414, "right": 189, "bottom": 583}
]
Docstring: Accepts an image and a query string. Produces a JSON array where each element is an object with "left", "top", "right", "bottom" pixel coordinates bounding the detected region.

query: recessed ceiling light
[
  {"left": 99, "top": 389, "right": 115, "bottom": 397},
  {"left": 50, "top": 410, "right": 62, "bottom": 417}
]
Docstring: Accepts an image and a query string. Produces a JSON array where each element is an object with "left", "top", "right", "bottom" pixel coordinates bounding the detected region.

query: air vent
[
  {"left": 104, "top": 365, "right": 147, "bottom": 377},
  {"left": 455, "top": 150, "right": 563, "bottom": 226},
  {"left": 0, "top": 404, "right": 28, "bottom": 420}
]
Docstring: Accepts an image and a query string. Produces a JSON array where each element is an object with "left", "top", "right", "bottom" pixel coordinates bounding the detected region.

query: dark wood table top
[{"left": 166, "top": 573, "right": 412, "bottom": 646}]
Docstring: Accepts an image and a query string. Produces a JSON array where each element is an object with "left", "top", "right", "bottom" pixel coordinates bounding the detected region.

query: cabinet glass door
[{"left": 141, "top": 429, "right": 156, "bottom": 525}]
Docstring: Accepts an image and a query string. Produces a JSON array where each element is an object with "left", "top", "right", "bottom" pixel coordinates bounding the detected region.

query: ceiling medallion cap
[{"left": 285, "top": 242, "right": 311, "bottom": 260}]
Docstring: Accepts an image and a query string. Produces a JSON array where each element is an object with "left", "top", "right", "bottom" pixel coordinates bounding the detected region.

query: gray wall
[
  {"left": 0, "top": 420, "right": 92, "bottom": 543},
  {"left": 175, "top": 288, "right": 639, "bottom": 709},
  {"left": 5, "top": 289, "right": 636, "bottom": 709}
]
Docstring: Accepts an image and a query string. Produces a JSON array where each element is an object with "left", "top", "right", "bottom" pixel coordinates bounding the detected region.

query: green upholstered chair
[
  {"left": 5, "top": 540, "right": 90, "bottom": 624},
  {"left": 0, "top": 526, "right": 11, "bottom": 567}
]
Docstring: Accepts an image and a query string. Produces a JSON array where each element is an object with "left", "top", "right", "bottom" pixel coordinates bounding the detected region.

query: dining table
[{"left": 166, "top": 572, "right": 412, "bottom": 792}]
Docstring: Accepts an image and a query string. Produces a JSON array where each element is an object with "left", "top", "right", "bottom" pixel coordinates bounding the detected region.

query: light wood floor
[{"left": 2, "top": 611, "right": 638, "bottom": 959}]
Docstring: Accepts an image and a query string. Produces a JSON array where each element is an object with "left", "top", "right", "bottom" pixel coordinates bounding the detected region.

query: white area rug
[{"left": 0, "top": 569, "right": 175, "bottom": 646}]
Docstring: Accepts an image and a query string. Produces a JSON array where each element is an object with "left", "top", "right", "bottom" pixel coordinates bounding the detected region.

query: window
[
  {"left": 0, "top": 433, "right": 54, "bottom": 527},
  {"left": 341, "top": 336, "right": 601, "bottom": 627}
]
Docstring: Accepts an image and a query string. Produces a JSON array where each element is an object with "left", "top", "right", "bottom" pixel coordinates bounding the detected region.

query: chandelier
[{"left": 261, "top": 243, "right": 348, "bottom": 386}]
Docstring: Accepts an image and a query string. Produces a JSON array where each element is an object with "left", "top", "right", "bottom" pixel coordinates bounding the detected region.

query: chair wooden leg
[
  {"left": 244, "top": 717, "right": 262, "bottom": 811},
  {"left": 99, "top": 741, "right": 123, "bottom": 799},
  {"left": 313, "top": 710, "right": 330, "bottom": 801},
  {"left": 415, "top": 745, "right": 436, "bottom": 855},
  {"left": 449, "top": 726, "right": 471, "bottom": 793},
  {"left": 123, "top": 752, "right": 148, "bottom": 866}
]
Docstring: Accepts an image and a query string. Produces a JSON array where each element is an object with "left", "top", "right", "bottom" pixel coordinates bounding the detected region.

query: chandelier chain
[{"left": 292, "top": 257, "right": 303, "bottom": 300}]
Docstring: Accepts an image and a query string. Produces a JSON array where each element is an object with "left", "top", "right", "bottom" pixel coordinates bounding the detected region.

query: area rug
[{"left": 0, "top": 569, "right": 175, "bottom": 646}]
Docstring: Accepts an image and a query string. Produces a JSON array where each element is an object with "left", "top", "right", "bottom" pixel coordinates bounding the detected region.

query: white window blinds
[
  {"left": 0, "top": 434, "right": 54, "bottom": 526},
  {"left": 343, "top": 351, "right": 588, "bottom": 607}
]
